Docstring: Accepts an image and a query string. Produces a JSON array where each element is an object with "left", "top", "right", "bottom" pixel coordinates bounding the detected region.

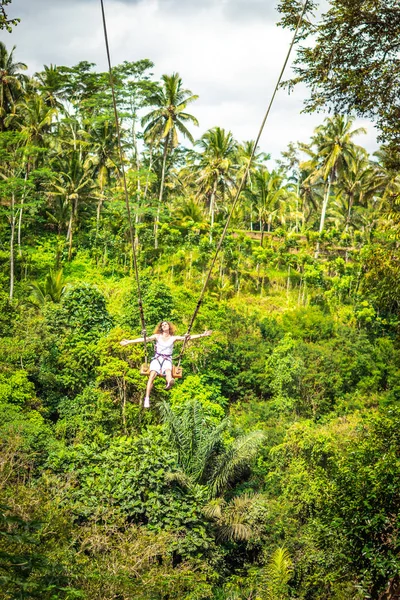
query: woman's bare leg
[
  {"left": 144, "top": 371, "right": 157, "bottom": 407},
  {"left": 165, "top": 369, "right": 175, "bottom": 389}
]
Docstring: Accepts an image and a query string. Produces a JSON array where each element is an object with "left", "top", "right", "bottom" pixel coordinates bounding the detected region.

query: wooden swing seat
[{"left": 140, "top": 363, "right": 183, "bottom": 378}]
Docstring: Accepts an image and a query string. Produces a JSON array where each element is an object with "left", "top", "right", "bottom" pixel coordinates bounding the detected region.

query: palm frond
[
  {"left": 165, "top": 470, "right": 193, "bottom": 492},
  {"left": 209, "top": 431, "right": 265, "bottom": 497},
  {"left": 203, "top": 497, "right": 225, "bottom": 520},
  {"left": 260, "top": 546, "right": 293, "bottom": 600}
]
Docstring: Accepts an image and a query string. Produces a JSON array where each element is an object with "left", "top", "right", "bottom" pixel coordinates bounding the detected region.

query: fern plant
[
  {"left": 161, "top": 400, "right": 264, "bottom": 498},
  {"left": 258, "top": 547, "right": 293, "bottom": 600}
]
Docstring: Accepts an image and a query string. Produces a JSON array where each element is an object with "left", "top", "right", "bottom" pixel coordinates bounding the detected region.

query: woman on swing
[{"left": 120, "top": 321, "right": 212, "bottom": 408}]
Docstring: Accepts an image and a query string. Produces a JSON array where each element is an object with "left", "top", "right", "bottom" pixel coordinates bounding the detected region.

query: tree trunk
[
  {"left": 345, "top": 191, "right": 354, "bottom": 232},
  {"left": 96, "top": 180, "right": 104, "bottom": 239},
  {"left": 319, "top": 175, "right": 332, "bottom": 234},
  {"left": 17, "top": 199, "right": 24, "bottom": 257},
  {"left": 143, "top": 144, "right": 154, "bottom": 204},
  {"left": 66, "top": 211, "right": 72, "bottom": 244},
  {"left": 96, "top": 196, "right": 104, "bottom": 236},
  {"left": 70, "top": 121, "right": 77, "bottom": 151},
  {"left": 68, "top": 197, "right": 78, "bottom": 261},
  {"left": 68, "top": 218, "right": 73, "bottom": 261},
  {"left": 315, "top": 174, "right": 332, "bottom": 258},
  {"left": 9, "top": 193, "right": 16, "bottom": 300},
  {"left": 155, "top": 137, "right": 169, "bottom": 250},
  {"left": 17, "top": 169, "right": 30, "bottom": 257},
  {"left": 235, "top": 254, "right": 240, "bottom": 294},
  {"left": 132, "top": 116, "right": 141, "bottom": 224},
  {"left": 209, "top": 178, "right": 218, "bottom": 242}
]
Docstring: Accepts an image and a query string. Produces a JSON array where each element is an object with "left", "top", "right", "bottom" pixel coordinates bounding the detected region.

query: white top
[{"left": 154, "top": 335, "right": 175, "bottom": 357}]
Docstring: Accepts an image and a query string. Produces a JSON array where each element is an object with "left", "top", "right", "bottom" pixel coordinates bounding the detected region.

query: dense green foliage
[
  {"left": 278, "top": 0, "right": 400, "bottom": 155},
  {"left": 1, "top": 4, "right": 400, "bottom": 597}
]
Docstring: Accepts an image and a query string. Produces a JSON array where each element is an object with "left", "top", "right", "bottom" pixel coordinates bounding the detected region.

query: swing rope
[
  {"left": 176, "top": 0, "right": 310, "bottom": 366},
  {"left": 100, "top": 0, "right": 310, "bottom": 368},
  {"left": 100, "top": 0, "right": 149, "bottom": 364}
]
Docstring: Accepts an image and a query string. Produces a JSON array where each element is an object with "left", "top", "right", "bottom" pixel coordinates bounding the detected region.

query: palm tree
[
  {"left": 333, "top": 146, "right": 379, "bottom": 233},
  {"left": 141, "top": 73, "right": 198, "bottom": 247},
  {"left": 194, "top": 127, "right": 238, "bottom": 234},
  {"left": 47, "top": 151, "right": 94, "bottom": 259},
  {"left": 303, "top": 116, "right": 366, "bottom": 253},
  {"left": 236, "top": 140, "right": 269, "bottom": 229},
  {"left": 203, "top": 494, "right": 261, "bottom": 541},
  {"left": 8, "top": 94, "right": 57, "bottom": 148},
  {"left": 34, "top": 64, "right": 65, "bottom": 110},
  {"left": 0, "top": 42, "right": 28, "bottom": 131},
  {"left": 173, "top": 197, "right": 208, "bottom": 233},
  {"left": 29, "top": 269, "right": 67, "bottom": 306},
  {"left": 236, "top": 140, "right": 269, "bottom": 190},
  {"left": 6, "top": 94, "right": 58, "bottom": 253},
  {"left": 84, "top": 117, "right": 120, "bottom": 229},
  {"left": 246, "top": 168, "right": 288, "bottom": 244},
  {"left": 161, "top": 400, "right": 264, "bottom": 499}
]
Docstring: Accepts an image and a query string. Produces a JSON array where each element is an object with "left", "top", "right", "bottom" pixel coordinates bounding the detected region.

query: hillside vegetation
[{"left": 0, "top": 12, "right": 400, "bottom": 598}]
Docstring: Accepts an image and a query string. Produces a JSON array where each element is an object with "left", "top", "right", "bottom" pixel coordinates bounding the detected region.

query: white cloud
[{"left": 5, "top": 0, "right": 379, "bottom": 161}]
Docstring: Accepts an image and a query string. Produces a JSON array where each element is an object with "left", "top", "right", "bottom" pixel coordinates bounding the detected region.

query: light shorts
[{"left": 149, "top": 357, "right": 172, "bottom": 375}]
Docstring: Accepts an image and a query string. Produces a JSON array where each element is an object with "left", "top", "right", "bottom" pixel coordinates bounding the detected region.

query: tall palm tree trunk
[
  {"left": 315, "top": 174, "right": 332, "bottom": 257},
  {"left": 9, "top": 192, "right": 16, "bottom": 300},
  {"left": 17, "top": 199, "right": 24, "bottom": 257},
  {"left": 319, "top": 175, "right": 332, "bottom": 234},
  {"left": 155, "top": 136, "right": 169, "bottom": 249},
  {"left": 143, "top": 144, "right": 154, "bottom": 205},
  {"left": 96, "top": 177, "right": 105, "bottom": 239},
  {"left": 132, "top": 118, "right": 141, "bottom": 224},
  {"left": 68, "top": 197, "right": 78, "bottom": 260},
  {"left": 66, "top": 210, "right": 72, "bottom": 244},
  {"left": 345, "top": 191, "right": 355, "bottom": 232},
  {"left": 209, "top": 178, "right": 218, "bottom": 241},
  {"left": 96, "top": 195, "right": 103, "bottom": 236},
  {"left": 17, "top": 168, "right": 30, "bottom": 256}
]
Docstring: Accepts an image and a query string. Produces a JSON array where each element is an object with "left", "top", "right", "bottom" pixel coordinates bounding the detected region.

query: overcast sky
[{"left": 3, "top": 0, "right": 379, "bottom": 162}]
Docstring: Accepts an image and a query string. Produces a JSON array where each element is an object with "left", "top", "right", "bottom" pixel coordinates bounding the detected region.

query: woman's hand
[
  {"left": 120, "top": 339, "right": 131, "bottom": 346},
  {"left": 204, "top": 330, "right": 212, "bottom": 337}
]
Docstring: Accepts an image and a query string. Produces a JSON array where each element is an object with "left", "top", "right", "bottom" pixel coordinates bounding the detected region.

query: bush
[
  {"left": 281, "top": 307, "right": 335, "bottom": 342},
  {"left": 170, "top": 374, "right": 227, "bottom": 423},
  {"left": 123, "top": 278, "right": 175, "bottom": 330},
  {"left": 60, "top": 283, "right": 112, "bottom": 334},
  {"left": 0, "top": 370, "right": 36, "bottom": 407}
]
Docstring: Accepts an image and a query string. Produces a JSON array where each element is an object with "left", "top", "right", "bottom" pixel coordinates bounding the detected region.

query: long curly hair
[{"left": 154, "top": 321, "right": 176, "bottom": 335}]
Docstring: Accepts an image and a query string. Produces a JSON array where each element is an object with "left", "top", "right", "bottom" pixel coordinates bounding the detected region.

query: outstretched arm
[
  {"left": 120, "top": 334, "right": 157, "bottom": 346},
  {"left": 174, "top": 330, "right": 212, "bottom": 342}
]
